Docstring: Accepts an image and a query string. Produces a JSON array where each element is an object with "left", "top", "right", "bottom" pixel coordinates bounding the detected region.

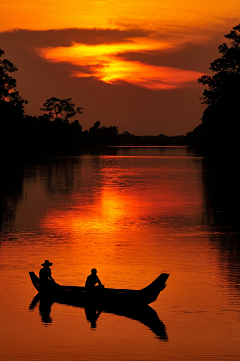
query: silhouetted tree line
[
  {"left": 4, "top": 21, "right": 240, "bottom": 160},
  {"left": 187, "top": 23, "right": 240, "bottom": 159},
  {"left": 0, "top": 48, "right": 188, "bottom": 158},
  {"left": 118, "top": 132, "right": 186, "bottom": 146}
]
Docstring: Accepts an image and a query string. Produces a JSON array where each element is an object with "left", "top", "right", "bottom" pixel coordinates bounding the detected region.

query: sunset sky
[{"left": 1, "top": 1, "right": 240, "bottom": 135}]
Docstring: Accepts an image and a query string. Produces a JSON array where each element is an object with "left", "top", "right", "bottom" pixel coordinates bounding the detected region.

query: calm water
[{"left": 0, "top": 147, "right": 239, "bottom": 361}]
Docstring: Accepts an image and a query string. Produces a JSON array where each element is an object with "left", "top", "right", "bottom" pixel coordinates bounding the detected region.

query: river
[{"left": 0, "top": 146, "right": 239, "bottom": 361}]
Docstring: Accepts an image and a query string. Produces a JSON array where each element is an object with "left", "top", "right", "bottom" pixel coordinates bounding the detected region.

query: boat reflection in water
[{"left": 29, "top": 294, "right": 168, "bottom": 341}]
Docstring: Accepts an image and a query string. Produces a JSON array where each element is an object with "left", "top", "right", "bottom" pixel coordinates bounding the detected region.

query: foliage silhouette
[
  {"left": 40, "top": 97, "right": 83, "bottom": 124},
  {"left": 0, "top": 48, "right": 27, "bottom": 118},
  {"left": 187, "top": 23, "right": 240, "bottom": 157},
  {"left": 0, "top": 48, "right": 29, "bottom": 157}
]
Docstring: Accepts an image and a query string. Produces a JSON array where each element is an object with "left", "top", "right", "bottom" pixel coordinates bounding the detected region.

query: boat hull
[{"left": 29, "top": 272, "right": 169, "bottom": 306}]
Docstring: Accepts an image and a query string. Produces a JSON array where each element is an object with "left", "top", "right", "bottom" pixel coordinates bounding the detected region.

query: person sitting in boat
[
  {"left": 85, "top": 268, "right": 104, "bottom": 292},
  {"left": 39, "top": 260, "right": 55, "bottom": 290}
]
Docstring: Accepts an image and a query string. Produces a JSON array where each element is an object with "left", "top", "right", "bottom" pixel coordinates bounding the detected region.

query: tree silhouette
[
  {"left": 197, "top": 24, "right": 240, "bottom": 156},
  {"left": 40, "top": 97, "right": 83, "bottom": 123},
  {"left": 0, "top": 48, "right": 28, "bottom": 157},
  {"left": 89, "top": 121, "right": 100, "bottom": 133},
  {"left": 0, "top": 48, "right": 27, "bottom": 113}
]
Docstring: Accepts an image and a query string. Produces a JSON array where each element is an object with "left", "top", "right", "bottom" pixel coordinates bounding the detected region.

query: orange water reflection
[
  {"left": 35, "top": 153, "right": 204, "bottom": 294},
  {"left": 41, "top": 155, "right": 202, "bottom": 239},
  {"left": 42, "top": 189, "right": 131, "bottom": 235}
]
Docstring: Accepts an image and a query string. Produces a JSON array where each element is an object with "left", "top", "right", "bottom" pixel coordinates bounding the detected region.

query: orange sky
[
  {"left": 2, "top": 0, "right": 240, "bottom": 32},
  {"left": 1, "top": 1, "right": 240, "bottom": 134}
]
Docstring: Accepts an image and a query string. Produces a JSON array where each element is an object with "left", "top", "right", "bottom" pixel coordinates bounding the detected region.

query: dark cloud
[
  {"left": 0, "top": 28, "right": 221, "bottom": 73},
  {"left": 116, "top": 40, "right": 219, "bottom": 73},
  {"left": 0, "top": 28, "right": 151, "bottom": 47}
]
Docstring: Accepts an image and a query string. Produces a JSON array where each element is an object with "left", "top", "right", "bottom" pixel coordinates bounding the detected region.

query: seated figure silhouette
[
  {"left": 39, "top": 260, "right": 55, "bottom": 291},
  {"left": 85, "top": 268, "right": 104, "bottom": 292}
]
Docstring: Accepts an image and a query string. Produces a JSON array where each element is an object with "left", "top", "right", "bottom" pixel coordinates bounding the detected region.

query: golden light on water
[
  {"left": 41, "top": 188, "right": 133, "bottom": 236},
  {"left": 41, "top": 172, "right": 201, "bottom": 238}
]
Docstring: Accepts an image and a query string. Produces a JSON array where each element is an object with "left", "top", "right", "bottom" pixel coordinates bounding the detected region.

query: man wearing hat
[{"left": 39, "top": 260, "right": 55, "bottom": 290}]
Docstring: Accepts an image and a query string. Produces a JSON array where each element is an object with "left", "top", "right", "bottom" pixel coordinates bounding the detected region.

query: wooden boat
[{"left": 29, "top": 272, "right": 169, "bottom": 306}]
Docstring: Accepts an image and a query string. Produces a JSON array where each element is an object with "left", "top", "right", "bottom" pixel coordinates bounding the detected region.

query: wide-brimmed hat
[{"left": 41, "top": 260, "right": 53, "bottom": 266}]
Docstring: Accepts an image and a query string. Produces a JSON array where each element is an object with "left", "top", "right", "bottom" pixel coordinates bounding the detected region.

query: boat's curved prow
[
  {"left": 140, "top": 273, "right": 169, "bottom": 304},
  {"left": 29, "top": 272, "right": 40, "bottom": 292},
  {"left": 141, "top": 273, "right": 169, "bottom": 292}
]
